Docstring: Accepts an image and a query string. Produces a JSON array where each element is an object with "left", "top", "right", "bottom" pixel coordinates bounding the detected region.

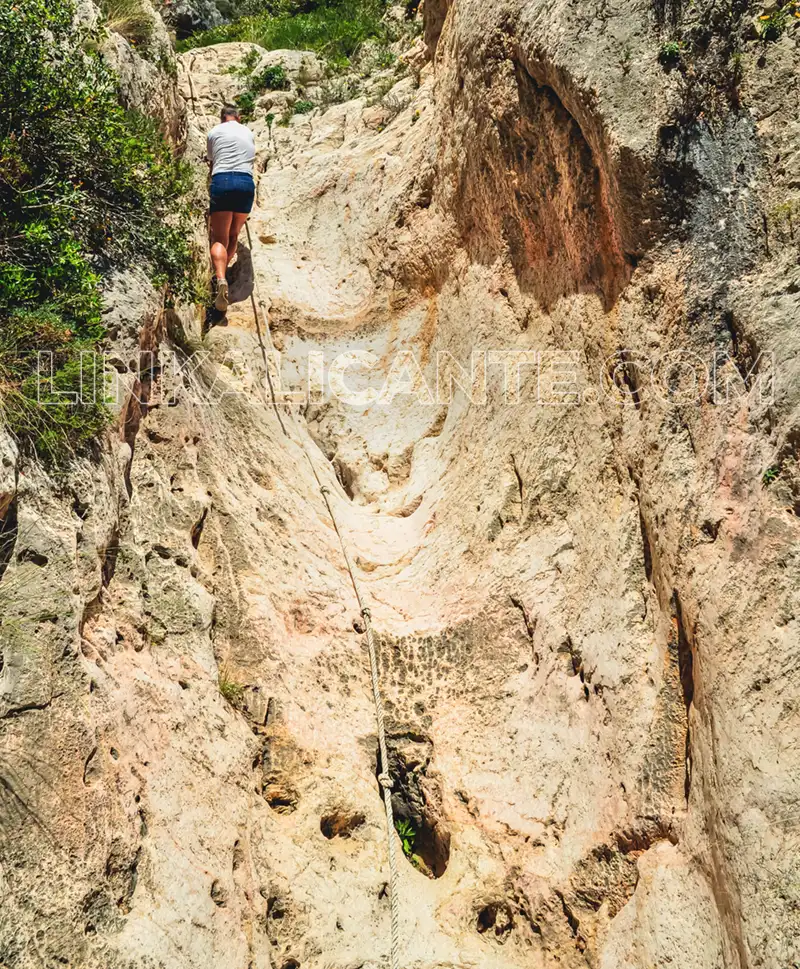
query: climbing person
[{"left": 206, "top": 104, "right": 256, "bottom": 312}]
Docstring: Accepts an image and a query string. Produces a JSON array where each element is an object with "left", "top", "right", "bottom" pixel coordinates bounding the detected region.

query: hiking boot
[{"left": 215, "top": 278, "right": 229, "bottom": 312}]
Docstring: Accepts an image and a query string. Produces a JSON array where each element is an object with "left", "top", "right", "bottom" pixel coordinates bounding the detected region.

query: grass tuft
[
  {"left": 98, "top": 0, "right": 155, "bottom": 45},
  {"left": 219, "top": 673, "right": 246, "bottom": 707}
]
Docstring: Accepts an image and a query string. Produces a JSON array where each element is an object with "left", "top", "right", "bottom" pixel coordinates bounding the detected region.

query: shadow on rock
[{"left": 228, "top": 241, "right": 255, "bottom": 305}]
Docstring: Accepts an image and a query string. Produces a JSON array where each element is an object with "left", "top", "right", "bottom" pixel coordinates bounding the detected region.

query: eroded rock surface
[{"left": 1, "top": 2, "right": 799, "bottom": 968}]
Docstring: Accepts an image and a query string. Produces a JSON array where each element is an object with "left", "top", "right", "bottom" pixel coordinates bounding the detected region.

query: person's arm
[
  {"left": 205, "top": 131, "right": 214, "bottom": 173},
  {"left": 247, "top": 128, "right": 256, "bottom": 167}
]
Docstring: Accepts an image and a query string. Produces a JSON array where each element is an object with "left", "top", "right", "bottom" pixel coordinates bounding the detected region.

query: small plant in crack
[
  {"left": 395, "top": 818, "right": 416, "bottom": 858},
  {"left": 659, "top": 39, "right": 685, "bottom": 66},
  {"left": 275, "top": 101, "right": 316, "bottom": 127},
  {"left": 381, "top": 740, "right": 451, "bottom": 878},
  {"left": 762, "top": 465, "right": 781, "bottom": 486},
  {"left": 226, "top": 50, "right": 290, "bottom": 121},
  {"left": 757, "top": 2, "right": 798, "bottom": 42},
  {"left": 218, "top": 667, "right": 245, "bottom": 707}
]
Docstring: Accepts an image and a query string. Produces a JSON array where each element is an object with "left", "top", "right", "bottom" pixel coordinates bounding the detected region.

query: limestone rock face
[
  {"left": 1, "top": 2, "right": 800, "bottom": 969},
  {"left": 160, "top": 0, "right": 243, "bottom": 38},
  {"left": 178, "top": 43, "right": 325, "bottom": 133},
  {"left": 0, "top": 430, "right": 16, "bottom": 523},
  {"left": 85, "top": 0, "right": 187, "bottom": 141}
]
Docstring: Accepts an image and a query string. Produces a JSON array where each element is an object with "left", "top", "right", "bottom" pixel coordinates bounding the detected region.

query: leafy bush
[
  {"left": 255, "top": 64, "right": 291, "bottom": 89},
  {"left": 768, "top": 197, "right": 800, "bottom": 243},
  {"left": 316, "top": 74, "right": 361, "bottom": 106},
  {"left": 179, "top": 0, "right": 392, "bottom": 72},
  {"left": 235, "top": 90, "right": 258, "bottom": 120},
  {"left": 275, "top": 98, "right": 316, "bottom": 125},
  {"left": 354, "top": 36, "right": 395, "bottom": 75},
  {"left": 239, "top": 0, "right": 333, "bottom": 14},
  {"left": 0, "top": 0, "right": 198, "bottom": 461},
  {"left": 0, "top": 307, "right": 109, "bottom": 459},
  {"left": 232, "top": 58, "right": 290, "bottom": 119}
]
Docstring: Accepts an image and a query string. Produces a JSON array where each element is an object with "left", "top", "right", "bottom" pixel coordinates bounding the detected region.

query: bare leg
[
  {"left": 227, "top": 212, "right": 249, "bottom": 266},
  {"left": 209, "top": 210, "right": 233, "bottom": 282}
]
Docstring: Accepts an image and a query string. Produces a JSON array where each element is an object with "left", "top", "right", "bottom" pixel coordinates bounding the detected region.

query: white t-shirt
[{"left": 206, "top": 120, "right": 255, "bottom": 176}]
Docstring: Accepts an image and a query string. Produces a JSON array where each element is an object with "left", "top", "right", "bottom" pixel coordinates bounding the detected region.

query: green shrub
[
  {"left": 758, "top": 9, "right": 785, "bottom": 39},
  {"left": 178, "top": 0, "right": 392, "bottom": 72},
  {"left": 239, "top": 0, "right": 334, "bottom": 14},
  {"left": 317, "top": 74, "right": 360, "bottom": 106},
  {"left": 255, "top": 64, "right": 290, "bottom": 89},
  {"left": 0, "top": 0, "right": 199, "bottom": 461},
  {"left": 235, "top": 90, "right": 258, "bottom": 120},
  {"left": 275, "top": 98, "right": 316, "bottom": 125},
  {"left": 228, "top": 47, "right": 263, "bottom": 75},
  {"left": 763, "top": 465, "right": 781, "bottom": 485},
  {"left": 768, "top": 197, "right": 800, "bottom": 242},
  {"left": 233, "top": 60, "right": 290, "bottom": 119}
]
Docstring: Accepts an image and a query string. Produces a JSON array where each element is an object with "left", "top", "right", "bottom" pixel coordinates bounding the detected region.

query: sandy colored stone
[{"left": 1, "top": 3, "right": 799, "bottom": 968}]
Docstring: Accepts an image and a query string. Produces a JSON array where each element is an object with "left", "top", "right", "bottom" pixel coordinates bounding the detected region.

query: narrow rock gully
[
  {"left": 159, "top": 34, "right": 723, "bottom": 967},
  {"left": 4, "top": 5, "right": 798, "bottom": 967},
  {"left": 153, "top": 24, "right": 799, "bottom": 968}
]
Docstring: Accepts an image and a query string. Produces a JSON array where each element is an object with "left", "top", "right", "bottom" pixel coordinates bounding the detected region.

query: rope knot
[
  {"left": 377, "top": 773, "right": 393, "bottom": 791},
  {"left": 361, "top": 606, "right": 372, "bottom": 620}
]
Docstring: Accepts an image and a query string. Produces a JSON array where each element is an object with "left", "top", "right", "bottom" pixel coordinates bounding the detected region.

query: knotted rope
[{"left": 239, "top": 222, "right": 402, "bottom": 969}]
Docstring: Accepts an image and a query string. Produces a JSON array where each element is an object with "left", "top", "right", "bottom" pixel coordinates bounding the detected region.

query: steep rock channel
[{"left": 1, "top": 2, "right": 799, "bottom": 969}]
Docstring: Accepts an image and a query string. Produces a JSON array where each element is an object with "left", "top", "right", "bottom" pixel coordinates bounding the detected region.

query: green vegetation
[
  {"left": 219, "top": 672, "right": 246, "bottom": 706},
  {"left": 230, "top": 54, "right": 291, "bottom": 120},
  {"left": 768, "top": 197, "right": 800, "bottom": 243},
  {"left": 183, "top": 0, "right": 421, "bottom": 118},
  {"left": 0, "top": 0, "right": 199, "bottom": 462},
  {"left": 763, "top": 465, "right": 781, "bottom": 486},
  {"left": 255, "top": 64, "right": 291, "bottom": 89},
  {"left": 98, "top": 0, "right": 155, "bottom": 46},
  {"left": 757, "top": 1, "right": 798, "bottom": 40},
  {"left": 650, "top": 0, "right": 758, "bottom": 122},
  {"left": 178, "top": 0, "right": 394, "bottom": 72},
  {"left": 275, "top": 98, "right": 318, "bottom": 125},
  {"left": 395, "top": 818, "right": 416, "bottom": 857},
  {"left": 658, "top": 39, "right": 684, "bottom": 66}
]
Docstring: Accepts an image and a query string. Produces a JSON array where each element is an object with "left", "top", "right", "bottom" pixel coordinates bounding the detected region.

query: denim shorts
[{"left": 209, "top": 171, "right": 255, "bottom": 214}]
